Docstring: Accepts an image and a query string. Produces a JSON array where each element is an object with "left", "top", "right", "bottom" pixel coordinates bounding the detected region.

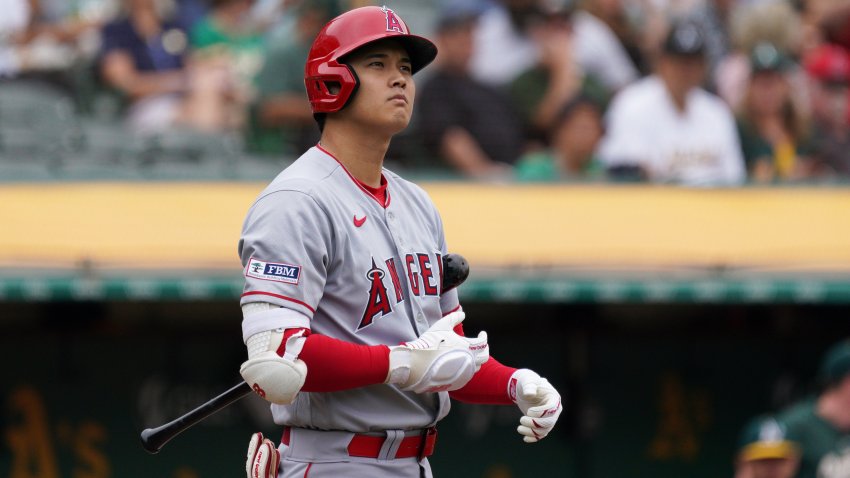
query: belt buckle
[{"left": 417, "top": 427, "right": 437, "bottom": 461}]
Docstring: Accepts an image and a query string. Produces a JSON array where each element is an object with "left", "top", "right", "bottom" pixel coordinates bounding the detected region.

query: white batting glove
[
  {"left": 404, "top": 310, "right": 489, "bottom": 369},
  {"left": 509, "top": 369, "right": 563, "bottom": 443},
  {"left": 245, "top": 432, "right": 279, "bottom": 478},
  {"left": 387, "top": 310, "right": 489, "bottom": 393}
]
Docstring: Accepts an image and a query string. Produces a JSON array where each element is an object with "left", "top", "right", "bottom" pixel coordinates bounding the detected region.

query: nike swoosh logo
[{"left": 353, "top": 215, "right": 367, "bottom": 227}]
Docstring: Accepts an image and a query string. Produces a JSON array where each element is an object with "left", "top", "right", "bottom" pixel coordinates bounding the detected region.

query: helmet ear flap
[
  {"left": 305, "top": 61, "right": 360, "bottom": 113},
  {"left": 313, "top": 79, "right": 337, "bottom": 96}
]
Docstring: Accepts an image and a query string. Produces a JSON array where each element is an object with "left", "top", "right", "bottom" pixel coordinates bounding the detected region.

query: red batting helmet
[{"left": 304, "top": 6, "right": 438, "bottom": 114}]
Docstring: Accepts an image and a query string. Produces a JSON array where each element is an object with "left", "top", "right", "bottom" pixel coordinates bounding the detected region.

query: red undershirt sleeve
[
  {"left": 278, "top": 329, "right": 390, "bottom": 392},
  {"left": 450, "top": 322, "right": 517, "bottom": 404},
  {"left": 449, "top": 357, "right": 517, "bottom": 405}
]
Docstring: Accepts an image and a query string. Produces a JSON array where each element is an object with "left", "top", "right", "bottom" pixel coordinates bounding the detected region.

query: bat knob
[{"left": 140, "top": 428, "right": 163, "bottom": 454}]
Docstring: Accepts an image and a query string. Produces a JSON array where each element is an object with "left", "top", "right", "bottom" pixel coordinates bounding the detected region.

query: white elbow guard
[{"left": 240, "top": 304, "right": 308, "bottom": 405}]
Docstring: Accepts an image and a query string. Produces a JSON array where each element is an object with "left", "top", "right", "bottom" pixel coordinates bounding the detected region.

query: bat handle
[{"left": 140, "top": 381, "right": 252, "bottom": 454}]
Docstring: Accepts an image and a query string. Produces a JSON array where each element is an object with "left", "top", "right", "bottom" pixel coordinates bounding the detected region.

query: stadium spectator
[
  {"left": 189, "top": 0, "right": 264, "bottom": 82},
  {"left": 246, "top": 0, "right": 342, "bottom": 155},
  {"left": 715, "top": 1, "right": 805, "bottom": 112},
  {"left": 802, "top": 0, "right": 850, "bottom": 127},
  {"left": 416, "top": 3, "right": 525, "bottom": 179},
  {"left": 0, "top": 0, "right": 109, "bottom": 86},
  {"left": 174, "top": 0, "right": 208, "bottom": 32},
  {"left": 803, "top": 43, "right": 850, "bottom": 177},
  {"left": 0, "top": 0, "right": 37, "bottom": 77},
  {"left": 508, "top": 4, "right": 603, "bottom": 144},
  {"left": 470, "top": 0, "right": 639, "bottom": 94},
  {"left": 572, "top": 0, "right": 641, "bottom": 89},
  {"left": 683, "top": 0, "right": 734, "bottom": 93},
  {"left": 98, "top": 0, "right": 240, "bottom": 134},
  {"left": 734, "top": 415, "right": 800, "bottom": 478},
  {"left": 189, "top": 0, "right": 265, "bottom": 131},
  {"left": 469, "top": 0, "right": 546, "bottom": 87},
  {"left": 515, "top": 94, "right": 605, "bottom": 181},
  {"left": 597, "top": 20, "right": 745, "bottom": 185},
  {"left": 778, "top": 339, "right": 850, "bottom": 478},
  {"left": 736, "top": 42, "right": 815, "bottom": 183},
  {"left": 804, "top": 0, "right": 850, "bottom": 53}
]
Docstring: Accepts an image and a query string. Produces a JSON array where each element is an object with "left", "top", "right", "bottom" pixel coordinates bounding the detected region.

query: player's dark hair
[{"left": 315, "top": 113, "right": 326, "bottom": 132}]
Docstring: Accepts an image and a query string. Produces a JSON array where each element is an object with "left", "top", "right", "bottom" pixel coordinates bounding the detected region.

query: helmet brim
[
  {"left": 394, "top": 35, "right": 438, "bottom": 74},
  {"left": 340, "top": 34, "right": 438, "bottom": 74}
]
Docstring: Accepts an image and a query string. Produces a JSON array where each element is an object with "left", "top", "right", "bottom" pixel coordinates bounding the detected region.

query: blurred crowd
[
  {"left": 733, "top": 339, "right": 850, "bottom": 478},
  {"left": 1, "top": 0, "right": 849, "bottom": 185}
]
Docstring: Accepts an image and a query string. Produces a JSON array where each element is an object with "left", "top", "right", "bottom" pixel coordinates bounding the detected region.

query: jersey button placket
[
  {"left": 386, "top": 208, "right": 426, "bottom": 334},
  {"left": 387, "top": 211, "right": 404, "bottom": 247}
]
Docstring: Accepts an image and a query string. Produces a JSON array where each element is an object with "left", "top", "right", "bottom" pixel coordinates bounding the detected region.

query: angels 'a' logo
[
  {"left": 359, "top": 258, "right": 392, "bottom": 329},
  {"left": 382, "top": 6, "right": 403, "bottom": 33}
]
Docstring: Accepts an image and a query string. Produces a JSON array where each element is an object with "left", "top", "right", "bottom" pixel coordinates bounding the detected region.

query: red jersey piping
[
  {"left": 241, "top": 291, "right": 316, "bottom": 314},
  {"left": 316, "top": 144, "right": 392, "bottom": 208}
]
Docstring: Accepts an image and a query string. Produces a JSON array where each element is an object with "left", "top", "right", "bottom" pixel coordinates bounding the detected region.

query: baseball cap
[
  {"left": 737, "top": 415, "right": 799, "bottom": 462},
  {"left": 750, "top": 42, "right": 793, "bottom": 73},
  {"left": 803, "top": 43, "right": 850, "bottom": 86},
  {"left": 663, "top": 20, "right": 706, "bottom": 56},
  {"left": 818, "top": 339, "right": 850, "bottom": 386}
]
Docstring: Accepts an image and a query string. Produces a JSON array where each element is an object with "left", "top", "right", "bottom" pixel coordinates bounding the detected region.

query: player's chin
[{"left": 384, "top": 112, "right": 412, "bottom": 134}]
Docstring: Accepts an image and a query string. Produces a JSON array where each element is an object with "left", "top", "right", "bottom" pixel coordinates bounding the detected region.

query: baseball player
[
  {"left": 237, "top": 6, "right": 563, "bottom": 478},
  {"left": 734, "top": 415, "right": 800, "bottom": 478},
  {"left": 778, "top": 339, "right": 850, "bottom": 478}
]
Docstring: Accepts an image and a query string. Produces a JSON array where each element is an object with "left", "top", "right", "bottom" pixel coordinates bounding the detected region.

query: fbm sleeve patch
[{"left": 245, "top": 257, "right": 301, "bottom": 285}]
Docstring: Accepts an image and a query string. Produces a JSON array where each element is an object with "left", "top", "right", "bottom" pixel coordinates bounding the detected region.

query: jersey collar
[{"left": 316, "top": 144, "right": 392, "bottom": 208}]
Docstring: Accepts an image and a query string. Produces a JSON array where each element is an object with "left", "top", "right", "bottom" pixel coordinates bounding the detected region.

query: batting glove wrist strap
[{"left": 509, "top": 369, "right": 563, "bottom": 443}]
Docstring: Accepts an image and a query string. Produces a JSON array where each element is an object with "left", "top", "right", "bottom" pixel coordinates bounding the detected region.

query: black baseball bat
[{"left": 140, "top": 253, "right": 469, "bottom": 454}]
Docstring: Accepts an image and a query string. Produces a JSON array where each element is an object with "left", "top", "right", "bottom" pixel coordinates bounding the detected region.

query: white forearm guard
[{"left": 240, "top": 304, "right": 308, "bottom": 405}]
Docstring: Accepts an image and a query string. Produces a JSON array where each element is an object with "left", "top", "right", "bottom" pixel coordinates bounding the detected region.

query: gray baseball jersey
[{"left": 238, "top": 145, "right": 461, "bottom": 433}]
